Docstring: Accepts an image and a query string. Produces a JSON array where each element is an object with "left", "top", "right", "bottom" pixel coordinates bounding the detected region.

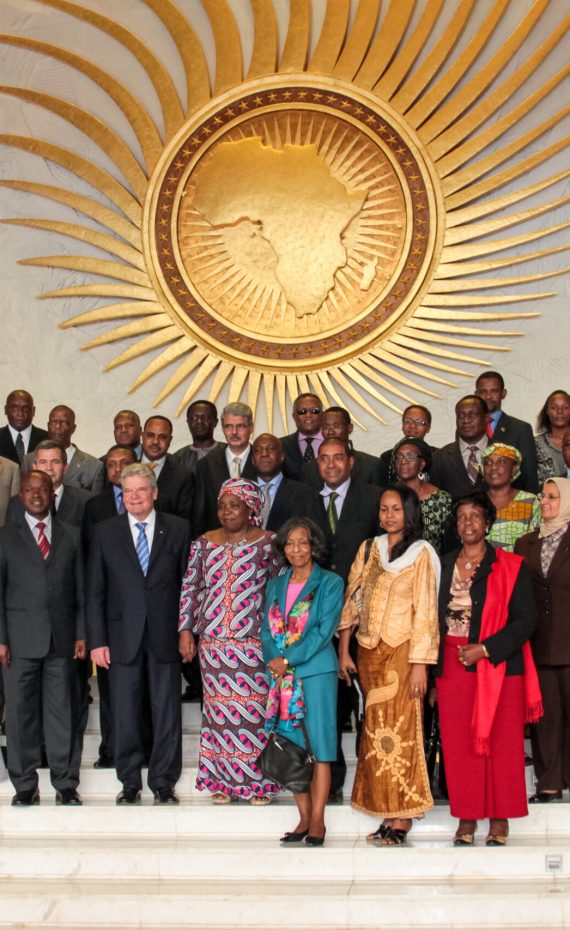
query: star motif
[
  {"left": 268, "top": 93, "right": 277, "bottom": 101},
  {"left": 239, "top": 100, "right": 249, "bottom": 110},
  {"left": 326, "top": 95, "right": 337, "bottom": 103},
  {"left": 213, "top": 116, "right": 223, "bottom": 125},
  {"left": 282, "top": 91, "right": 292, "bottom": 100},
  {"left": 312, "top": 91, "right": 323, "bottom": 100},
  {"left": 366, "top": 115, "right": 377, "bottom": 124},
  {"left": 340, "top": 100, "right": 351, "bottom": 109},
  {"left": 165, "top": 262, "right": 175, "bottom": 271},
  {"left": 202, "top": 126, "right": 212, "bottom": 135},
  {"left": 253, "top": 96, "right": 263, "bottom": 105},
  {"left": 297, "top": 91, "right": 307, "bottom": 99},
  {"left": 387, "top": 134, "right": 397, "bottom": 144},
  {"left": 225, "top": 108, "right": 235, "bottom": 116},
  {"left": 354, "top": 106, "right": 364, "bottom": 115}
]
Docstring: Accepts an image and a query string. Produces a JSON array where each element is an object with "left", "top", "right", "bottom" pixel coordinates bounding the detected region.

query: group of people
[{"left": 0, "top": 373, "right": 568, "bottom": 850}]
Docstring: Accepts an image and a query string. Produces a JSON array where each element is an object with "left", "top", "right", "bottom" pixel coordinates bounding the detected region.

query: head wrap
[
  {"left": 391, "top": 436, "right": 432, "bottom": 473},
  {"left": 217, "top": 478, "right": 263, "bottom": 526},
  {"left": 538, "top": 477, "right": 570, "bottom": 539},
  {"left": 481, "top": 442, "right": 522, "bottom": 481}
]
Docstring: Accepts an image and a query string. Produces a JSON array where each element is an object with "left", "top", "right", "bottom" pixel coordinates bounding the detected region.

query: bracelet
[{"left": 481, "top": 643, "right": 489, "bottom": 658}]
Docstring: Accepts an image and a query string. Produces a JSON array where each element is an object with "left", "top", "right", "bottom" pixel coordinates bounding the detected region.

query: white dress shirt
[
  {"left": 127, "top": 509, "right": 156, "bottom": 553},
  {"left": 25, "top": 510, "right": 52, "bottom": 543},
  {"left": 320, "top": 478, "right": 351, "bottom": 518}
]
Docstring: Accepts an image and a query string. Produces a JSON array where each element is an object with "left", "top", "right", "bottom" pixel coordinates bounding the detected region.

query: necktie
[
  {"left": 135, "top": 522, "right": 150, "bottom": 575},
  {"left": 303, "top": 437, "right": 315, "bottom": 462},
  {"left": 36, "top": 521, "right": 50, "bottom": 560},
  {"left": 327, "top": 491, "right": 338, "bottom": 534},
  {"left": 466, "top": 446, "right": 480, "bottom": 485},
  {"left": 260, "top": 484, "right": 272, "bottom": 528},
  {"left": 15, "top": 432, "right": 25, "bottom": 464},
  {"left": 232, "top": 456, "right": 242, "bottom": 478},
  {"left": 486, "top": 420, "right": 494, "bottom": 439},
  {"left": 116, "top": 490, "right": 125, "bottom": 515}
]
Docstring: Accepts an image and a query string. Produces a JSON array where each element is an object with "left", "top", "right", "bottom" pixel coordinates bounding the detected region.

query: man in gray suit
[
  {"left": 0, "top": 471, "right": 85, "bottom": 805},
  {"left": 0, "top": 456, "right": 20, "bottom": 527},
  {"left": 172, "top": 400, "right": 222, "bottom": 473},
  {"left": 22, "top": 405, "right": 104, "bottom": 494},
  {"left": 8, "top": 441, "right": 91, "bottom": 528}
]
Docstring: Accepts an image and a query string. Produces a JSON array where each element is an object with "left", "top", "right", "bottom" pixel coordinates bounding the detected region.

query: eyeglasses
[
  {"left": 394, "top": 452, "right": 421, "bottom": 463},
  {"left": 296, "top": 407, "right": 321, "bottom": 416},
  {"left": 403, "top": 418, "right": 428, "bottom": 427}
]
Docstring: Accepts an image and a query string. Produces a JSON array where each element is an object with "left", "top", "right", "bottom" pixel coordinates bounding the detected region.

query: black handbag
[
  {"left": 424, "top": 702, "right": 448, "bottom": 800},
  {"left": 258, "top": 720, "right": 315, "bottom": 794}
]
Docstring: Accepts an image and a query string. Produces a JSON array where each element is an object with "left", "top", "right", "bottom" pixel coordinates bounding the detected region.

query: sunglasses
[{"left": 296, "top": 407, "right": 321, "bottom": 416}]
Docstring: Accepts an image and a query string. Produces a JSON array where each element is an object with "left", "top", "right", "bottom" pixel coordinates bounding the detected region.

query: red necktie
[
  {"left": 36, "top": 521, "right": 50, "bottom": 560},
  {"left": 486, "top": 421, "right": 494, "bottom": 439}
]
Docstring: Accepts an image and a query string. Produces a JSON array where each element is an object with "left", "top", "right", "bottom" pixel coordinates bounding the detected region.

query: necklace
[
  {"left": 224, "top": 533, "right": 248, "bottom": 548},
  {"left": 459, "top": 547, "right": 485, "bottom": 571}
]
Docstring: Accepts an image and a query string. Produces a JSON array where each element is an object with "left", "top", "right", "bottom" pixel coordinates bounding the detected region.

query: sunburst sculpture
[{"left": 1, "top": 0, "right": 568, "bottom": 431}]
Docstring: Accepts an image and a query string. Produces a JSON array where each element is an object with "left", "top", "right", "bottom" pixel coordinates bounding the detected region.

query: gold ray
[
  {"left": 276, "top": 376, "right": 288, "bottom": 434},
  {"left": 247, "top": 370, "right": 262, "bottom": 421},
  {"left": 445, "top": 197, "right": 570, "bottom": 246},
  {"left": 332, "top": 0, "right": 380, "bottom": 82},
  {"left": 418, "top": 0, "right": 551, "bottom": 144},
  {"left": 368, "top": 348, "right": 456, "bottom": 387},
  {"left": 0, "top": 87, "right": 148, "bottom": 199},
  {"left": 435, "top": 65, "right": 570, "bottom": 174},
  {"left": 279, "top": 0, "right": 311, "bottom": 72},
  {"left": 2, "top": 219, "right": 145, "bottom": 270},
  {"left": 349, "top": 357, "right": 418, "bottom": 403},
  {"left": 296, "top": 374, "right": 311, "bottom": 397},
  {"left": 359, "top": 353, "right": 440, "bottom": 397},
  {"left": 286, "top": 375, "right": 300, "bottom": 409},
  {"left": 20, "top": 256, "right": 149, "bottom": 286},
  {"left": 248, "top": 0, "right": 278, "bottom": 78},
  {"left": 378, "top": 344, "right": 470, "bottom": 378},
  {"left": 229, "top": 366, "right": 249, "bottom": 403},
  {"left": 409, "top": 321, "right": 525, "bottom": 337},
  {"left": 421, "top": 294, "right": 553, "bottom": 307},
  {"left": 373, "top": 0, "right": 444, "bottom": 101},
  {"left": 0, "top": 136, "right": 141, "bottom": 223},
  {"left": 154, "top": 348, "right": 209, "bottom": 405},
  {"left": 354, "top": 0, "right": 415, "bottom": 91},
  {"left": 440, "top": 223, "right": 570, "bottom": 263},
  {"left": 0, "top": 36, "right": 162, "bottom": 171},
  {"left": 59, "top": 302, "right": 163, "bottom": 327},
  {"left": 0, "top": 181, "right": 141, "bottom": 248},
  {"left": 392, "top": 0, "right": 478, "bottom": 115},
  {"left": 446, "top": 168, "right": 570, "bottom": 227},
  {"left": 434, "top": 246, "right": 570, "bottom": 279},
  {"left": 331, "top": 367, "right": 388, "bottom": 423},
  {"left": 400, "top": 326, "right": 508, "bottom": 352},
  {"left": 262, "top": 373, "right": 275, "bottom": 434},
  {"left": 103, "top": 326, "right": 180, "bottom": 371},
  {"left": 82, "top": 314, "right": 172, "bottom": 349},
  {"left": 392, "top": 334, "right": 489, "bottom": 366},
  {"left": 309, "top": 0, "right": 350, "bottom": 75},
  {"left": 36, "top": 0, "right": 184, "bottom": 139},
  {"left": 128, "top": 338, "right": 192, "bottom": 392},
  {"left": 208, "top": 362, "right": 234, "bottom": 406},
  {"left": 305, "top": 373, "right": 331, "bottom": 411},
  {"left": 200, "top": 0, "right": 242, "bottom": 94},
  {"left": 141, "top": 0, "right": 210, "bottom": 114},
  {"left": 176, "top": 355, "right": 221, "bottom": 415},
  {"left": 417, "top": 308, "right": 539, "bottom": 321},
  {"left": 428, "top": 270, "right": 569, "bottom": 293},
  {"left": 52, "top": 284, "right": 157, "bottom": 302}
]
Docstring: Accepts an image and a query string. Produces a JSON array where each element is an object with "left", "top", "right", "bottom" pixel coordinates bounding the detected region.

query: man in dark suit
[
  {"left": 192, "top": 402, "right": 257, "bottom": 537},
  {"left": 6, "top": 441, "right": 91, "bottom": 528},
  {"left": 378, "top": 404, "right": 435, "bottom": 486},
  {"left": 172, "top": 400, "right": 223, "bottom": 474},
  {"left": 23, "top": 405, "right": 104, "bottom": 494},
  {"left": 301, "top": 407, "right": 384, "bottom": 489},
  {"left": 251, "top": 434, "right": 317, "bottom": 531},
  {"left": 141, "top": 416, "right": 194, "bottom": 521},
  {"left": 431, "top": 395, "right": 489, "bottom": 500},
  {"left": 103, "top": 410, "right": 142, "bottom": 461},
  {"left": 0, "top": 390, "right": 48, "bottom": 465},
  {"left": 87, "top": 464, "right": 191, "bottom": 805},
  {"left": 475, "top": 370, "right": 539, "bottom": 493},
  {"left": 279, "top": 393, "right": 324, "bottom": 481},
  {"left": 0, "top": 471, "right": 85, "bottom": 805}
]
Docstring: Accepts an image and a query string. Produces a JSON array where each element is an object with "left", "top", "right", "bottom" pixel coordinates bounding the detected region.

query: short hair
[
  {"left": 317, "top": 437, "right": 353, "bottom": 457},
  {"left": 536, "top": 390, "right": 570, "bottom": 434},
  {"left": 6, "top": 389, "right": 33, "bottom": 405},
  {"left": 120, "top": 462, "right": 157, "bottom": 490},
  {"left": 476, "top": 370, "right": 505, "bottom": 391},
  {"left": 48, "top": 404, "right": 75, "bottom": 420},
  {"left": 323, "top": 406, "right": 351, "bottom": 425},
  {"left": 402, "top": 404, "right": 432, "bottom": 426},
  {"left": 391, "top": 436, "right": 432, "bottom": 473},
  {"left": 33, "top": 439, "right": 67, "bottom": 465},
  {"left": 114, "top": 409, "right": 140, "bottom": 425},
  {"left": 455, "top": 394, "right": 487, "bottom": 417},
  {"left": 293, "top": 393, "right": 322, "bottom": 409},
  {"left": 381, "top": 484, "right": 424, "bottom": 561},
  {"left": 105, "top": 444, "right": 137, "bottom": 462},
  {"left": 273, "top": 517, "right": 328, "bottom": 566},
  {"left": 452, "top": 491, "right": 496, "bottom": 531},
  {"left": 221, "top": 402, "right": 253, "bottom": 424},
  {"left": 143, "top": 414, "right": 173, "bottom": 433},
  {"left": 186, "top": 399, "right": 218, "bottom": 419}
]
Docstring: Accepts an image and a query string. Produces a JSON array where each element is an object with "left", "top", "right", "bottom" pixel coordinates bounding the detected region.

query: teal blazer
[{"left": 261, "top": 563, "right": 344, "bottom": 678}]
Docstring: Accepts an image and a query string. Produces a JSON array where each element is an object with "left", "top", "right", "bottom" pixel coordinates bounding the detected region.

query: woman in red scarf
[{"left": 435, "top": 492, "right": 542, "bottom": 846}]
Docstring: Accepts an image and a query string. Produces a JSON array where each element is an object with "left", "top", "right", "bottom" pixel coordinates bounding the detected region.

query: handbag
[
  {"left": 423, "top": 702, "right": 448, "bottom": 800},
  {"left": 258, "top": 719, "right": 315, "bottom": 794}
]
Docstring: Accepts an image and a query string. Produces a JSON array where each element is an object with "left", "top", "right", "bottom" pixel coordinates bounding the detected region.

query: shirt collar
[
  {"left": 320, "top": 477, "right": 351, "bottom": 500},
  {"left": 25, "top": 510, "right": 52, "bottom": 532},
  {"left": 127, "top": 509, "right": 156, "bottom": 531},
  {"left": 459, "top": 435, "right": 487, "bottom": 454}
]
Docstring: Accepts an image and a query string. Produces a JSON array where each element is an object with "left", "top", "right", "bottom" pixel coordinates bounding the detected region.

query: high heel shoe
[
  {"left": 304, "top": 828, "right": 326, "bottom": 847},
  {"left": 280, "top": 829, "right": 309, "bottom": 844}
]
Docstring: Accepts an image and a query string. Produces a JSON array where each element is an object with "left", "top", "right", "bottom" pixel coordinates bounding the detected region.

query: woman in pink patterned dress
[{"left": 179, "top": 479, "right": 281, "bottom": 804}]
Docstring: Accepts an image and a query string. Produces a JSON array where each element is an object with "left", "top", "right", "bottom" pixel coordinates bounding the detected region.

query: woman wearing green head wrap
[{"left": 482, "top": 443, "right": 540, "bottom": 553}]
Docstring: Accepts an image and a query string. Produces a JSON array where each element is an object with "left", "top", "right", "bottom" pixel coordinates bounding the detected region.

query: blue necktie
[
  {"left": 116, "top": 490, "right": 125, "bottom": 515},
  {"left": 135, "top": 522, "right": 150, "bottom": 575}
]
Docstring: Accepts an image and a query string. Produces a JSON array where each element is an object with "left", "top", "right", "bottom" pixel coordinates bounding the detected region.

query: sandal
[
  {"left": 211, "top": 792, "right": 231, "bottom": 805},
  {"left": 250, "top": 795, "right": 272, "bottom": 806},
  {"left": 485, "top": 818, "right": 509, "bottom": 847},
  {"left": 372, "top": 825, "right": 409, "bottom": 847},
  {"left": 453, "top": 820, "right": 477, "bottom": 847},
  {"left": 366, "top": 823, "right": 389, "bottom": 844}
]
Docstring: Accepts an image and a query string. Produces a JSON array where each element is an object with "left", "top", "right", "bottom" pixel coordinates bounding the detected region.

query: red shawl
[{"left": 472, "top": 548, "right": 543, "bottom": 756}]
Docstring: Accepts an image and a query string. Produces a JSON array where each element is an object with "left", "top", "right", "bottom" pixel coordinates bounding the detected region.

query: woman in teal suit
[{"left": 262, "top": 517, "right": 344, "bottom": 847}]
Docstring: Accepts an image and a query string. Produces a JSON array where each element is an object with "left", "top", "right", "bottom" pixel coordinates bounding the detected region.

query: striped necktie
[
  {"left": 135, "top": 522, "right": 150, "bottom": 575},
  {"left": 36, "top": 521, "right": 50, "bottom": 560},
  {"left": 327, "top": 491, "right": 338, "bottom": 533},
  {"left": 260, "top": 484, "right": 272, "bottom": 528},
  {"left": 466, "top": 446, "right": 480, "bottom": 485}
]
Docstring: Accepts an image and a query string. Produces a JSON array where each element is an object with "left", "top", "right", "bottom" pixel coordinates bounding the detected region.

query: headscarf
[
  {"left": 217, "top": 477, "right": 263, "bottom": 526},
  {"left": 481, "top": 442, "right": 522, "bottom": 481},
  {"left": 391, "top": 436, "right": 432, "bottom": 473},
  {"left": 538, "top": 477, "right": 570, "bottom": 539}
]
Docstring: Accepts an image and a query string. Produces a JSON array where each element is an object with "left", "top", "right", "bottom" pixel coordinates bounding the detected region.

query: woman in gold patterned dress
[{"left": 338, "top": 485, "right": 440, "bottom": 846}]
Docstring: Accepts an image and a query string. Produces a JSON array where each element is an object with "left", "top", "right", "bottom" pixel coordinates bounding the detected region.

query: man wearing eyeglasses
[
  {"left": 378, "top": 405, "right": 435, "bottom": 486},
  {"left": 280, "top": 393, "right": 324, "bottom": 481},
  {"left": 431, "top": 395, "right": 489, "bottom": 499}
]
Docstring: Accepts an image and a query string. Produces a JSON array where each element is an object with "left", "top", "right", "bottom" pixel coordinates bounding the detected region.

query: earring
[{"left": 418, "top": 471, "right": 425, "bottom": 482}]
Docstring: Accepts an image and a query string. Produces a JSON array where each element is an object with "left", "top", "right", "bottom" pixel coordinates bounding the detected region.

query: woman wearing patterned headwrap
[
  {"left": 482, "top": 443, "right": 541, "bottom": 552},
  {"left": 179, "top": 478, "right": 281, "bottom": 804}
]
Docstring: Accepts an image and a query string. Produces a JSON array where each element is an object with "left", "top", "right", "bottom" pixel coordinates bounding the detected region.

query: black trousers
[
  {"left": 3, "top": 645, "right": 81, "bottom": 792},
  {"left": 531, "top": 664, "right": 570, "bottom": 792},
  {"left": 108, "top": 633, "right": 181, "bottom": 792},
  {"left": 97, "top": 664, "right": 154, "bottom": 765}
]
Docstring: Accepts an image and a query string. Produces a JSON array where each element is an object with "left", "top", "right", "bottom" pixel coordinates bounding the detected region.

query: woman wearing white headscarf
[{"left": 516, "top": 477, "right": 570, "bottom": 802}]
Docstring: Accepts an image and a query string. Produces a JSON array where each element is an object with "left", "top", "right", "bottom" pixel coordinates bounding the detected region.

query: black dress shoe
[
  {"left": 529, "top": 789, "right": 563, "bottom": 803},
  {"left": 12, "top": 789, "right": 40, "bottom": 806},
  {"left": 153, "top": 787, "right": 179, "bottom": 805},
  {"left": 93, "top": 757, "right": 114, "bottom": 769},
  {"left": 56, "top": 788, "right": 82, "bottom": 806},
  {"left": 280, "top": 829, "right": 309, "bottom": 844},
  {"left": 116, "top": 787, "right": 141, "bottom": 805},
  {"left": 305, "top": 828, "right": 326, "bottom": 847}
]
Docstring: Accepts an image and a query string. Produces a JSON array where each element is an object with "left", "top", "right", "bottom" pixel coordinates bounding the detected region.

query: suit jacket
[
  {"left": 0, "top": 425, "right": 49, "bottom": 465},
  {"left": 22, "top": 444, "right": 105, "bottom": 494},
  {"left": 86, "top": 510, "right": 190, "bottom": 665},
  {"left": 279, "top": 432, "right": 313, "bottom": 482},
  {"left": 0, "top": 455, "right": 20, "bottom": 527},
  {"left": 0, "top": 516, "right": 84, "bottom": 658},
  {"left": 261, "top": 563, "right": 344, "bottom": 678},
  {"left": 301, "top": 449, "right": 384, "bottom": 489},
  {"left": 171, "top": 441, "right": 224, "bottom": 474},
  {"left": 7, "top": 485, "right": 91, "bottom": 530},
  {"left": 430, "top": 440, "right": 486, "bottom": 500},
  {"left": 192, "top": 445, "right": 257, "bottom": 537},
  {"left": 155, "top": 454, "right": 194, "bottom": 522},
  {"left": 515, "top": 525, "right": 570, "bottom": 665},
  {"left": 306, "top": 480, "right": 381, "bottom": 585},
  {"left": 434, "top": 543, "right": 536, "bottom": 677},
  {"left": 490, "top": 411, "right": 538, "bottom": 494},
  {"left": 82, "top": 486, "right": 174, "bottom": 549},
  {"left": 265, "top": 477, "right": 319, "bottom": 532}
]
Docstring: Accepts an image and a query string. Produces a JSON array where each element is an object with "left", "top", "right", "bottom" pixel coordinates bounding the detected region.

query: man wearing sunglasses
[{"left": 280, "top": 393, "right": 324, "bottom": 481}]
